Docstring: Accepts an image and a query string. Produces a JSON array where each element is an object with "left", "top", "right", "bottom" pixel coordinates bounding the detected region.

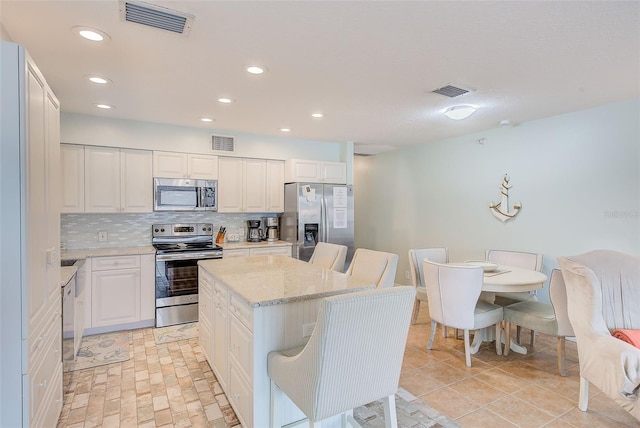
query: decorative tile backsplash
[{"left": 61, "top": 212, "right": 278, "bottom": 249}]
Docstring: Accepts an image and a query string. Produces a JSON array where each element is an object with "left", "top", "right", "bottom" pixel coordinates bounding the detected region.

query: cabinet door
[
  {"left": 250, "top": 246, "right": 291, "bottom": 257},
  {"left": 321, "top": 161, "right": 347, "bottom": 184},
  {"left": 243, "top": 159, "right": 266, "bottom": 212},
  {"left": 85, "top": 146, "right": 121, "bottom": 212},
  {"left": 45, "top": 89, "right": 61, "bottom": 301},
  {"left": 223, "top": 248, "right": 251, "bottom": 258},
  {"left": 153, "top": 151, "right": 188, "bottom": 178},
  {"left": 213, "top": 294, "right": 229, "bottom": 390},
  {"left": 188, "top": 154, "right": 218, "bottom": 179},
  {"left": 285, "top": 159, "right": 321, "bottom": 183},
  {"left": 120, "top": 149, "right": 153, "bottom": 212},
  {"left": 91, "top": 268, "right": 140, "bottom": 327},
  {"left": 139, "top": 254, "right": 156, "bottom": 321},
  {"left": 218, "top": 157, "right": 243, "bottom": 212},
  {"left": 60, "top": 144, "right": 85, "bottom": 213},
  {"left": 265, "top": 160, "right": 284, "bottom": 212}
]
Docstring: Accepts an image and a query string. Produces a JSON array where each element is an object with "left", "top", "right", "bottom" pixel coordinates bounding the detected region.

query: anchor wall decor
[{"left": 489, "top": 174, "right": 521, "bottom": 222}]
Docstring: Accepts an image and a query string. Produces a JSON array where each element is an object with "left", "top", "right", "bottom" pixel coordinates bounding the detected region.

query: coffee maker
[
  {"left": 262, "top": 217, "right": 280, "bottom": 242},
  {"left": 246, "top": 220, "right": 263, "bottom": 242}
]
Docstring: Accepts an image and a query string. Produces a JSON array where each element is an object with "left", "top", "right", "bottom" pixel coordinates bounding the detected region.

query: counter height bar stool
[
  {"left": 423, "top": 260, "right": 503, "bottom": 367},
  {"left": 268, "top": 286, "right": 416, "bottom": 428},
  {"left": 308, "top": 242, "right": 348, "bottom": 272}
]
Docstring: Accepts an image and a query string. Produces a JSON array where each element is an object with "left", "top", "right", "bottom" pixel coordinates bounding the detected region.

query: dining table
[{"left": 471, "top": 265, "right": 548, "bottom": 355}]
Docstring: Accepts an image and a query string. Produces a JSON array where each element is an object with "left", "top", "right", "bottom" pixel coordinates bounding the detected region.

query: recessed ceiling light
[
  {"left": 73, "top": 26, "right": 111, "bottom": 42},
  {"left": 87, "top": 75, "right": 112, "bottom": 84},
  {"left": 200, "top": 117, "right": 214, "bottom": 122},
  {"left": 311, "top": 113, "right": 324, "bottom": 118},
  {"left": 218, "top": 98, "right": 232, "bottom": 104},
  {"left": 247, "top": 66, "right": 265, "bottom": 75},
  {"left": 95, "top": 104, "right": 114, "bottom": 110},
  {"left": 280, "top": 128, "right": 291, "bottom": 132},
  {"left": 443, "top": 105, "right": 476, "bottom": 120}
]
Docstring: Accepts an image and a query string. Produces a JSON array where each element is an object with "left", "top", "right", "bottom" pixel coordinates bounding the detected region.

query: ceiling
[{"left": 1, "top": 1, "right": 639, "bottom": 155}]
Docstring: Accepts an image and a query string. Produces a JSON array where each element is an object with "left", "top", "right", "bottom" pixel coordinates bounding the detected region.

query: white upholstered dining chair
[
  {"left": 486, "top": 249, "right": 543, "bottom": 345},
  {"left": 308, "top": 242, "right": 348, "bottom": 272},
  {"left": 503, "top": 269, "right": 574, "bottom": 376},
  {"left": 267, "top": 286, "right": 416, "bottom": 428},
  {"left": 559, "top": 250, "right": 640, "bottom": 420},
  {"left": 423, "top": 260, "right": 503, "bottom": 367},
  {"left": 407, "top": 248, "right": 448, "bottom": 324},
  {"left": 346, "top": 248, "right": 399, "bottom": 288}
]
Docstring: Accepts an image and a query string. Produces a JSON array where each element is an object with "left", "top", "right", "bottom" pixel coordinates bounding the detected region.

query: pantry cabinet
[
  {"left": 218, "top": 157, "right": 284, "bottom": 213},
  {"left": 84, "top": 147, "right": 153, "bottom": 213},
  {"left": 1, "top": 41, "right": 62, "bottom": 428},
  {"left": 285, "top": 158, "right": 347, "bottom": 184},
  {"left": 153, "top": 151, "right": 218, "bottom": 179}
]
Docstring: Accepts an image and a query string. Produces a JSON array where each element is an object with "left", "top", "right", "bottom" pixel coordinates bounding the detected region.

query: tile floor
[{"left": 57, "top": 304, "right": 640, "bottom": 428}]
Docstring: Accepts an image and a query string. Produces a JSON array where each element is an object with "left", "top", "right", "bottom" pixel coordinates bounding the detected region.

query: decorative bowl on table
[{"left": 465, "top": 261, "right": 499, "bottom": 272}]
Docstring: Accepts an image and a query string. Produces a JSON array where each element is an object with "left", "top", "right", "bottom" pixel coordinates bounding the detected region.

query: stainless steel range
[{"left": 153, "top": 223, "right": 223, "bottom": 327}]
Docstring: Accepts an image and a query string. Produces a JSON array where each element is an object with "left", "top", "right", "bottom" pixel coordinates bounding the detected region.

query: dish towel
[{"left": 612, "top": 329, "right": 640, "bottom": 349}]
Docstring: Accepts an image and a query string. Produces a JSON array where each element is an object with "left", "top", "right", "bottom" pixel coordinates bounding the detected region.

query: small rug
[
  {"left": 153, "top": 322, "right": 199, "bottom": 344},
  {"left": 354, "top": 388, "right": 460, "bottom": 428},
  {"left": 67, "top": 331, "right": 131, "bottom": 372}
]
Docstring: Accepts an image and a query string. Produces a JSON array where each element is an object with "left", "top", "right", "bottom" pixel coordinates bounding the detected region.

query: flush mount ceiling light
[
  {"left": 217, "top": 98, "right": 232, "bottom": 104},
  {"left": 200, "top": 117, "right": 214, "bottom": 122},
  {"left": 73, "top": 26, "right": 111, "bottom": 42},
  {"left": 86, "top": 75, "right": 112, "bottom": 84},
  {"left": 95, "top": 104, "right": 114, "bottom": 110},
  {"left": 280, "top": 128, "right": 291, "bottom": 132},
  {"left": 246, "top": 66, "right": 265, "bottom": 75},
  {"left": 444, "top": 105, "right": 476, "bottom": 120},
  {"left": 311, "top": 113, "right": 324, "bottom": 118}
]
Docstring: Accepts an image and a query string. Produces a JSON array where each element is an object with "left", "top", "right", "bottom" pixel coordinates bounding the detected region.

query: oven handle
[{"left": 156, "top": 252, "right": 223, "bottom": 261}]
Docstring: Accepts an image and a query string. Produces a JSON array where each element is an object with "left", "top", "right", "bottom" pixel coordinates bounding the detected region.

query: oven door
[{"left": 155, "top": 252, "right": 221, "bottom": 307}]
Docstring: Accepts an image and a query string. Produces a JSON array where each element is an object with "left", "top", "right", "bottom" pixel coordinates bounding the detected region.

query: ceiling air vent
[
  {"left": 211, "top": 135, "right": 235, "bottom": 152},
  {"left": 431, "top": 84, "right": 472, "bottom": 98},
  {"left": 119, "top": 0, "right": 194, "bottom": 36}
]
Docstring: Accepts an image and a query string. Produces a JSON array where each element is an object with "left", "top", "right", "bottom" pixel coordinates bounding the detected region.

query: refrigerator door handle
[{"left": 321, "top": 196, "right": 327, "bottom": 242}]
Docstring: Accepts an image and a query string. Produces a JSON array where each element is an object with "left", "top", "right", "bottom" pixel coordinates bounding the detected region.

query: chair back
[
  {"left": 548, "top": 268, "right": 574, "bottom": 337},
  {"left": 301, "top": 286, "right": 416, "bottom": 421},
  {"left": 423, "top": 260, "right": 484, "bottom": 329},
  {"left": 486, "top": 249, "right": 543, "bottom": 272},
  {"left": 559, "top": 250, "right": 640, "bottom": 332},
  {"left": 408, "top": 248, "right": 448, "bottom": 289},
  {"left": 309, "top": 242, "right": 348, "bottom": 272},
  {"left": 346, "top": 248, "right": 399, "bottom": 288}
]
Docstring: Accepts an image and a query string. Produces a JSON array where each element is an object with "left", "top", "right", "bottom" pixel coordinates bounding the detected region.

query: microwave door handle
[{"left": 197, "top": 187, "right": 204, "bottom": 208}]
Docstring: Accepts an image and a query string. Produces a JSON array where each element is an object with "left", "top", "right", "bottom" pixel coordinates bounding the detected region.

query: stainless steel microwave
[{"left": 153, "top": 178, "right": 217, "bottom": 211}]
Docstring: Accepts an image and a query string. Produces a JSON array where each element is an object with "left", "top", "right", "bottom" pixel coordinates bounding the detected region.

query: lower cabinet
[
  {"left": 223, "top": 245, "right": 291, "bottom": 258},
  {"left": 86, "top": 254, "right": 155, "bottom": 333}
]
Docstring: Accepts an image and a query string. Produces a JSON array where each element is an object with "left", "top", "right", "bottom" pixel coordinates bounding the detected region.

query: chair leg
[
  {"left": 516, "top": 325, "right": 522, "bottom": 344},
  {"left": 270, "top": 380, "right": 282, "bottom": 428},
  {"left": 495, "top": 323, "right": 502, "bottom": 356},
  {"left": 382, "top": 394, "right": 398, "bottom": 428},
  {"left": 557, "top": 337, "right": 567, "bottom": 376},
  {"left": 463, "top": 329, "right": 472, "bottom": 367},
  {"left": 530, "top": 330, "right": 536, "bottom": 347},
  {"left": 443, "top": 325, "right": 448, "bottom": 338},
  {"left": 578, "top": 376, "right": 589, "bottom": 411},
  {"left": 411, "top": 299, "right": 420, "bottom": 324},
  {"left": 427, "top": 320, "right": 437, "bottom": 349},
  {"left": 504, "top": 322, "right": 511, "bottom": 356}
]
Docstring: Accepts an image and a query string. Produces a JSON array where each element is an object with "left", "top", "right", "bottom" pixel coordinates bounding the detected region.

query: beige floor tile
[
  {"left": 448, "top": 376, "right": 508, "bottom": 406},
  {"left": 456, "top": 407, "right": 517, "bottom": 427},
  {"left": 487, "top": 395, "right": 556, "bottom": 427},
  {"left": 418, "top": 386, "right": 482, "bottom": 419},
  {"left": 513, "top": 384, "right": 576, "bottom": 417}
]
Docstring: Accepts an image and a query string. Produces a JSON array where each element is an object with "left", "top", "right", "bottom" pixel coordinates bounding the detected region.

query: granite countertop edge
[
  {"left": 61, "top": 245, "right": 156, "bottom": 260},
  {"left": 60, "top": 266, "right": 77, "bottom": 286}
]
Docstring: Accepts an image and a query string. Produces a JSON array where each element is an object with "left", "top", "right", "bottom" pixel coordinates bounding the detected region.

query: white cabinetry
[
  {"left": 0, "top": 42, "right": 62, "bottom": 427},
  {"left": 153, "top": 151, "right": 218, "bottom": 179},
  {"left": 60, "top": 144, "right": 85, "bottom": 213},
  {"left": 87, "top": 254, "right": 155, "bottom": 333},
  {"left": 84, "top": 147, "right": 152, "bottom": 213},
  {"left": 285, "top": 158, "right": 347, "bottom": 184},
  {"left": 223, "top": 245, "right": 291, "bottom": 258},
  {"left": 218, "top": 157, "right": 284, "bottom": 213}
]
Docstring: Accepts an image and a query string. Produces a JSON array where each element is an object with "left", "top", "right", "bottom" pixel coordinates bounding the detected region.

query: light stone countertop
[
  {"left": 198, "top": 255, "right": 374, "bottom": 307},
  {"left": 61, "top": 245, "right": 156, "bottom": 261},
  {"left": 221, "top": 240, "right": 292, "bottom": 250},
  {"left": 60, "top": 266, "right": 77, "bottom": 287}
]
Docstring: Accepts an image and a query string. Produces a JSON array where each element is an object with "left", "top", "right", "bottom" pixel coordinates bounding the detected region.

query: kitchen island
[{"left": 198, "top": 255, "right": 375, "bottom": 427}]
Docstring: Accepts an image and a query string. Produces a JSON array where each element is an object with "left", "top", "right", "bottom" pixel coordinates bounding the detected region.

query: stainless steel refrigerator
[{"left": 282, "top": 183, "right": 355, "bottom": 269}]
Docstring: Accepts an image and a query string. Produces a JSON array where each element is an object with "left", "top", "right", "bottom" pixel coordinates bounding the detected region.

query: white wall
[
  {"left": 354, "top": 98, "right": 640, "bottom": 302},
  {"left": 61, "top": 112, "right": 346, "bottom": 162}
]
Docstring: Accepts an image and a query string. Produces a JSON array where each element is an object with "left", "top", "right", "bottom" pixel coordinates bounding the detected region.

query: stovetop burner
[{"left": 153, "top": 242, "right": 222, "bottom": 253}]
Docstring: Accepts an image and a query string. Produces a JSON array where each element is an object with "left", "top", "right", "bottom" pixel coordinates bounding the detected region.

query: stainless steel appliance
[
  {"left": 282, "top": 183, "right": 355, "bottom": 268},
  {"left": 246, "top": 219, "right": 263, "bottom": 242},
  {"left": 61, "top": 275, "right": 74, "bottom": 373},
  {"left": 262, "top": 216, "right": 280, "bottom": 242},
  {"left": 154, "top": 177, "right": 217, "bottom": 211},
  {"left": 153, "top": 223, "right": 223, "bottom": 327}
]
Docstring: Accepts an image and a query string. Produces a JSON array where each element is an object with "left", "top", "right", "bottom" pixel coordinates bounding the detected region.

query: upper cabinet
[
  {"left": 285, "top": 159, "right": 346, "bottom": 184},
  {"left": 153, "top": 151, "right": 218, "bottom": 179},
  {"left": 218, "top": 157, "right": 284, "bottom": 213},
  {"left": 66, "top": 145, "right": 153, "bottom": 213}
]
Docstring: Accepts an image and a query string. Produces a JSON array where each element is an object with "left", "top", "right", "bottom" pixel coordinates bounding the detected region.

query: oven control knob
[
  {"left": 207, "top": 227, "right": 212, "bottom": 231},
  {"left": 202, "top": 227, "right": 206, "bottom": 231},
  {"left": 160, "top": 228, "right": 165, "bottom": 232},
  {"left": 154, "top": 228, "right": 159, "bottom": 232}
]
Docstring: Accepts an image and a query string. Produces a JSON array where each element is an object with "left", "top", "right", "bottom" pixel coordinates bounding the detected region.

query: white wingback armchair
[
  {"left": 558, "top": 250, "right": 640, "bottom": 420},
  {"left": 408, "top": 248, "right": 448, "bottom": 324},
  {"left": 346, "top": 248, "right": 399, "bottom": 288},
  {"left": 309, "top": 242, "right": 348, "bottom": 272}
]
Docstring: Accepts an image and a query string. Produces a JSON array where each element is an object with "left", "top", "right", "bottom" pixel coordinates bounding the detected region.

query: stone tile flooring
[{"left": 57, "top": 305, "right": 640, "bottom": 427}]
